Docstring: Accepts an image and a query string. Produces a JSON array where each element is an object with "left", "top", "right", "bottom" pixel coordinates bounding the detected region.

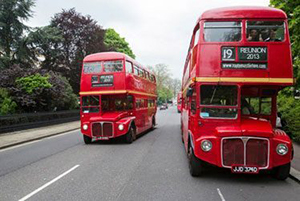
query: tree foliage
[
  {"left": 0, "top": 66, "right": 78, "bottom": 113},
  {"left": 27, "top": 26, "right": 64, "bottom": 70},
  {"left": 0, "top": 88, "right": 17, "bottom": 115},
  {"left": 49, "top": 8, "right": 107, "bottom": 93},
  {"left": 148, "top": 64, "right": 181, "bottom": 103},
  {"left": 104, "top": 28, "right": 135, "bottom": 59},
  {"left": 0, "top": 0, "right": 35, "bottom": 69}
]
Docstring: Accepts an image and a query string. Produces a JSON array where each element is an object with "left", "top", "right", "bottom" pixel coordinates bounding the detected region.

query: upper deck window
[
  {"left": 204, "top": 21, "right": 241, "bottom": 42},
  {"left": 83, "top": 62, "right": 101, "bottom": 74},
  {"left": 246, "top": 21, "right": 285, "bottom": 42},
  {"left": 125, "top": 61, "right": 133, "bottom": 73},
  {"left": 103, "top": 60, "right": 123, "bottom": 72}
]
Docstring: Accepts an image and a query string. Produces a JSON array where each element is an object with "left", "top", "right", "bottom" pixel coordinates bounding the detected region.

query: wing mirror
[{"left": 186, "top": 87, "right": 194, "bottom": 97}]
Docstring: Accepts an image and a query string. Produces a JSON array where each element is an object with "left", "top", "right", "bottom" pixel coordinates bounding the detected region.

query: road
[{"left": 0, "top": 107, "right": 299, "bottom": 201}]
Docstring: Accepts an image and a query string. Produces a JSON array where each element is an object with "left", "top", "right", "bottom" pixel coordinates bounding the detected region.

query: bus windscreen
[{"left": 204, "top": 21, "right": 241, "bottom": 42}]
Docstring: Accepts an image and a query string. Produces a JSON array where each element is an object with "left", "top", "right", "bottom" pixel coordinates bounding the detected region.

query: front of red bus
[
  {"left": 186, "top": 7, "right": 294, "bottom": 179},
  {"left": 79, "top": 52, "right": 136, "bottom": 143}
]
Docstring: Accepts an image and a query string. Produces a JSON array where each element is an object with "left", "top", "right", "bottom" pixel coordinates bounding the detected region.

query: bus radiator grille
[
  {"left": 92, "top": 123, "right": 102, "bottom": 136},
  {"left": 103, "top": 123, "right": 113, "bottom": 137},
  {"left": 222, "top": 138, "right": 268, "bottom": 168}
]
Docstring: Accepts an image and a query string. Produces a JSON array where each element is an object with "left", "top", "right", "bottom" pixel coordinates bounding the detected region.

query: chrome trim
[
  {"left": 91, "top": 121, "right": 114, "bottom": 137},
  {"left": 221, "top": 136, "right": 270, "bottom": 170}
]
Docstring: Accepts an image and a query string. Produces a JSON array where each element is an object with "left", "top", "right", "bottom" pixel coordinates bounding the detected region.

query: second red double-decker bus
[
  {"left": 181, "top": 6, "right": 294, "bottom": 180},
  {"left": 80, "top": 52, "right": 157, "bottom": 144}
]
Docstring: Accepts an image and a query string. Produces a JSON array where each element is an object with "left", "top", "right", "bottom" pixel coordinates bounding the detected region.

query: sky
[{"left": 27, "top": 0, "right": 270, "bottom": 79}]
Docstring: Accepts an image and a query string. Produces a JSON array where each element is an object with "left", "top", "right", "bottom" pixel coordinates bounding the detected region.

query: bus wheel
[
  {"left": 83, "top": 135, "right": 92, "bottom": 144},
  {"left": 181, "top": 123, "right": 184, "bottom": 143},
  {"left": 188, "top": 147, "right": 203, "bottom": 177},
  {"left": 272, "top": 163, "right": 290, "bottom": 180},
  {"left": 125, "top": 127, "right": 135, "bottom": 144},
  {"left": 151, "top": 117, "right": 156, "bottom": 129}
]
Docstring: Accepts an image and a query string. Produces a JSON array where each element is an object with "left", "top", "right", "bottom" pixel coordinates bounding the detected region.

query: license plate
[
  {"left": 96, "top": 137, "right": 109, "bottom": 140},
  {"left": 231, "top": 165, "right": 259, "bottom": 174}
]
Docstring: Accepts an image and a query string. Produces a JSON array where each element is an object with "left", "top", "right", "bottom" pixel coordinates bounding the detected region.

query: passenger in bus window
[
  {"left": 247, "top": 29, "right": 263, "bottom": 42},
  {"left": 265, "top": 29, "right": 281, "bottom": 42},
  {"left": 241, "top": 98, "right": 254, "bottom": 115}
]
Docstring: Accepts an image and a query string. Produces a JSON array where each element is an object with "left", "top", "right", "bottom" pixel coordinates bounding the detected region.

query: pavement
[
  {"left": 0, "top": 121, "right": 80, "bottom": 150},
  {"left": 0, "top": 118, "right": 300, "bottom": 183}
]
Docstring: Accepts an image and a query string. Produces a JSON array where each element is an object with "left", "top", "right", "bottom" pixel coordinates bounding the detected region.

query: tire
[
  {"left": 125, "top": 127, "right": 135, "bottom": 144},
  {"left": 151, "top": 117, "right": 156, "bottom": 129},
  {"left": 272, "top": 163, "right": 290, "bottom": 180},
  {"left": 181, "top": 122, "right": 184, "bottom": 143},
  {"left": 188, "top": 146, "right": 203, "bottom": 177},
  {"left": 83, "top": 135, "right": 92, "bottom": 144}
]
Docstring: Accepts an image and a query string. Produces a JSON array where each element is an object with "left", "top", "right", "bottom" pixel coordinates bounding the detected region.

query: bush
[
  {"left": 278, "top": 91, "right": 300, "bottom": 143},
  {"left": 0, "top": 88, "right": 17, "bottom": 115},
  {"left": 0, "top": 65, "right": 78, "bottom": 113},
  {"left": 16, "top": 74, "right": 52, "bottom": 94}
]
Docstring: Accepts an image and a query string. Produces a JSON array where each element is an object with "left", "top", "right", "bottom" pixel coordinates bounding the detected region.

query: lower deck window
[
  {"left": 200, "top": 85, "right": 238, "bottom": 119},
  {"left": 102, "top": 95, "right": 133, "bottom": 112},
  {"left": 81, "top": 96, "right": 100, "bottom": 113}
]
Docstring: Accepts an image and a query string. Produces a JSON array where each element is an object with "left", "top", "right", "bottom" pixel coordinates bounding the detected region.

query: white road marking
[
  {"left": 0, "top": 140, "right": 42, "bottom": 153},
  {"left": 0, "top": 129, "right": 79, "bottom": 153},
  {"left": 18, "top": 165, "right": 80, "bottom": 201},
  {"left": 217, "top": 188, "right": 226, "bottom": 201}
]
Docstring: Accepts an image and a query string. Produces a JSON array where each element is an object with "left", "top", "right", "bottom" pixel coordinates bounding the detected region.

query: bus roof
[
  {"left": 83, "top": 51, "right": 151, "bottom": 73},
  {"left": 83, "top": 52, "right": 132, "bottom": 62},
  {"left": 200, "top": 6, "right": 287, "bottom": 20}
]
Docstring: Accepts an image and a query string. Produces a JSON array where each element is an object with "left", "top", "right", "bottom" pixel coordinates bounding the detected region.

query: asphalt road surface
[{"left": 0, "top": 107, "right": 299, "bottom": 201}]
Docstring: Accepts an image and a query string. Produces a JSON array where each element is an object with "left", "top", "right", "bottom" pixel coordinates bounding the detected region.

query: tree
[
  {"left": 170, "top": 78, "right": 182, "bottom": 98},
  {"left": 27, "top": 26, "right": 64, "bottom": 71},
  {"left": 104, "top": 28, "right": 135, "bottom": 58},
  {"left": 49, "top": 8, "right": 107, "bottom": 93},
  {"left": 0, "top": 0, "right": 35, "bottom": 69},
  {"left": 148, "top": 63, "right": 181, "bottom": 102}
]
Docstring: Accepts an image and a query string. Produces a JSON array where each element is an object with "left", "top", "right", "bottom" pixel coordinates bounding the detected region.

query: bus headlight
[
  {"left": 201, "top": 140, "right": 212, "bottom": 152},
  {"left": 276, "top": 144, "right": 288, "bottom": 155},
  {"left": 82, "top": 124, "right": 88, "bottom": 130},
  {"left": 118, "top": 124, "right": 124, "bottom": 131}
]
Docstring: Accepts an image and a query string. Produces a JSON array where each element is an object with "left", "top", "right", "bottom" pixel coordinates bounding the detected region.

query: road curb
[
  {"left": 289, "top": 167, "right": 300, "bottom": 183},
  {"left": 0, "top": 127, "right": 80, "bottom": 151}
]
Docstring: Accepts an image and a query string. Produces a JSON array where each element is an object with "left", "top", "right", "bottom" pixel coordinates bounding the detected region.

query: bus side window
[
  {"left": 191, "top": 94, "right": 196, "bottom": 114},
  {"left": 139, "top": 68, "right": 145, "bottom": 78},
  {"left": 127, "top": 95, "right": 133, "bottom": 110},
  {"left": 133, "top": 65, "right": 139, "bottom": 76},
  {"left": 136, "top": 99, "right": 140, "bottom": 109},
  {"left": 141, "top": 99, "right": 145, "bottom": 108},
  {"left": 125, "top": 61, "right": 133, "bottom": 73}
]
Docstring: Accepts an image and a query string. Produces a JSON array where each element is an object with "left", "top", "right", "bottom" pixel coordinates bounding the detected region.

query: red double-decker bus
[
  {"left": 181, "top": 7, "right": 294, "bottom": 180},
  {"left": 80, "top": 52, "right": 157, "bottom": 144},
  {"left": 177, "top": 92, "right": 182, "bottom": 113}
]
